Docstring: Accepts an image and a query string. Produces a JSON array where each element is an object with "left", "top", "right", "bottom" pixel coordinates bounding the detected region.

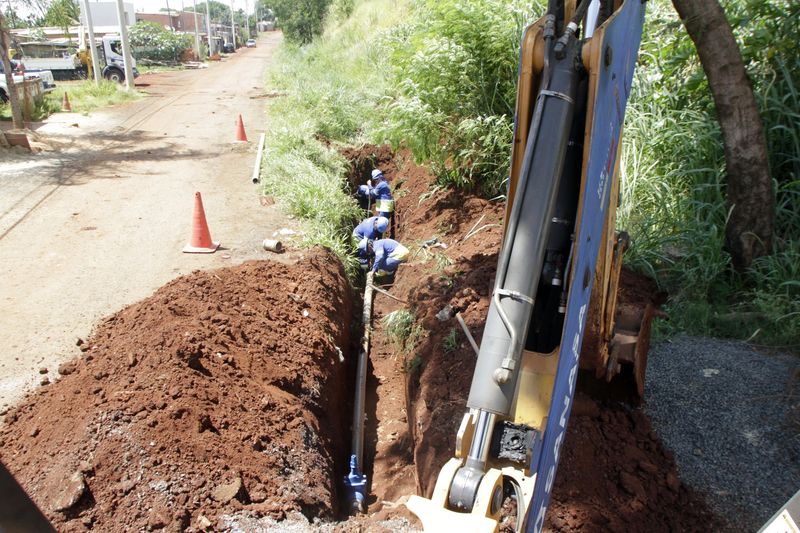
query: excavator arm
[{"left": 407, "top": 0, "right": 646, "bottom": 530}]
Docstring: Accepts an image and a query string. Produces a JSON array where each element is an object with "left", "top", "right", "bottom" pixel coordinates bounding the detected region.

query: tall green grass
[
  {"left": 619, "top": 0, "right": 800, "bottom": 346},
  {"left": 259, "top": 0, "right": 409, "bottom": 279},
  {"left": 377, "top": 0, "right": 541, "bottom": 196},
  {"left": 261, "top": 0, "right": 799, "bottom": 345}
]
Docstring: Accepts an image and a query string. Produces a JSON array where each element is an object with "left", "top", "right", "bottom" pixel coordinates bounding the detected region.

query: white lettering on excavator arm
[{"left": 533, "top": 302, "right": 587, "bottom": 532}]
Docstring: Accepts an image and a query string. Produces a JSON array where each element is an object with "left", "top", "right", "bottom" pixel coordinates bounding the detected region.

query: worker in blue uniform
[
  {"left": 353, "top": 216, "right": 389, "bottom": 243},
  {"left": 353, "top": 216, "right": 389, "bottom": 267},
  {"left": 358, "top": 169, "right": 395, "bottom": 238},
  {"left": 368, "top": 238, "right": 409, "bottom": 281}
]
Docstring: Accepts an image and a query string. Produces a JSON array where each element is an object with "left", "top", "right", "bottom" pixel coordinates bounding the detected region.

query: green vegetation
[
  {"left": 442, "top": 328, "right": 459, "bottom": 353},
  {"left": 129, "top": 21, "right": 194, "bottom": 62},
  {"left": 49, "top": 81, "right": 140, "bottom": 114},
  {"left": 1, "top": 81, "right": 138, "bottom": 120},
  {"left": 619, "top": 0, "right": 800, "bottom": 346},
  {"left": 379, "top": 0, "right": 538, "bottom": 196},
  {"left": 268, "top": 0, "right": 331, "bottom": 44},
  {"left": 261, "top": 0, "right": 798, "bottom": 346},
  {"left": 382, "top": 309, "right": 424, "bottom": 352}
]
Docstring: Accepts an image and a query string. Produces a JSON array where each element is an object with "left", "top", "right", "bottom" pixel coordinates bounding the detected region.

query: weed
[
  {"left": 382, "top": 309, "right": 424, "bottom": 353},
  {"left": 442, "top": 328, "right": 458, "bottom": 353},
  {"left": 434, "top": 251, "right": 453, "bottom": 272},
  {"left": 618, "top": 0, "right": 800, "bottom": 347}
]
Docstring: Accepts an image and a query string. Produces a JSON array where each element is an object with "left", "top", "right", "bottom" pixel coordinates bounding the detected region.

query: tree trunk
[
  {"left": 0, "top": 13, "right": 24, "bottom": 130},
  {"left": 672, "top": 0, "right": 773, "bottom": 270}
]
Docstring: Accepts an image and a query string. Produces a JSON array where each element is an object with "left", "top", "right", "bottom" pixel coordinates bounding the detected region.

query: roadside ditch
[{"left": 340, "top": 144, "right": 725, "bottom": 532}]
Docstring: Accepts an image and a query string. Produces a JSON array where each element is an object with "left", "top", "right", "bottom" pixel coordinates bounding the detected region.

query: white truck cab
[{"left": 99, "top": 35, "right": 139, "bottom": 83}]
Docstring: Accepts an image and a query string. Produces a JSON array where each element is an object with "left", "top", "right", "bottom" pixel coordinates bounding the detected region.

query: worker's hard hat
[
  {"left": 371, "top": 169, "right": 384, "bottom": 180},
  {"left": 375, "top": 217, "right": 389, "bottom": 234},
  {"left": 358, "top": 184, "right": 369, "bottom": 196}
]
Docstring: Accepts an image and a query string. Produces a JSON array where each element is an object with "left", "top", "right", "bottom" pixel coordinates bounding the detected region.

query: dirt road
[{"left": 0, "top": 32, "right": 297, "bottom": 409}]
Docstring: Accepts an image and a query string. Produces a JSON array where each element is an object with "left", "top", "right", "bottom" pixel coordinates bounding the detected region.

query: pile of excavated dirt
[
  {"left": 342, "top": 144, "right": 721, "bottom": 531},
  {"left": 0, "top": 249, "right": 355, "bottom": 532}
]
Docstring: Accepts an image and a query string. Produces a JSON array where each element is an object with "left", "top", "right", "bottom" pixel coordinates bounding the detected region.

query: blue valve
[{"left": 343, "top": 454, "right": 367, "bottom": 514}]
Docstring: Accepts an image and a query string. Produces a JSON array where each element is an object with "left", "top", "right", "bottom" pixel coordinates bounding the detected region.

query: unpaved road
[{"left": 0, "top": 32, "right": 299, "bottom": 408}]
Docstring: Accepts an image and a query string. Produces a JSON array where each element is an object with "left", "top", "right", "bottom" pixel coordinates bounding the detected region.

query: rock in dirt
[
  {"left": 211, "top": 476, "right": 242, "bottom": 503},
  {"left": 58, "top": 360, "right": 78, "bottom": 375},
  {"left": 50, "top": 471, "right": 86, "bottom": 512}
]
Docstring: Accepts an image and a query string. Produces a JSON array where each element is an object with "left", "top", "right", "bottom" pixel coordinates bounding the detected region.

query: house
[{"left": 135, "top": 11, "right": 207, "bottom": 34}]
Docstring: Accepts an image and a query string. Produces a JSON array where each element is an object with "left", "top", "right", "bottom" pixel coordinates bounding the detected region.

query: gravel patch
[{"left": 645, "top": 336, "right": 800, "bottom": 532}]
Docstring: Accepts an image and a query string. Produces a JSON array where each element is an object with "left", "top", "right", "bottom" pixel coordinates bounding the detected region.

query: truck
[
  {"left": 12, "top": 36, "right": 138, "bottom": 83},
  {"left": 0, "top": 62, "right": 54, "bottom": 104}
]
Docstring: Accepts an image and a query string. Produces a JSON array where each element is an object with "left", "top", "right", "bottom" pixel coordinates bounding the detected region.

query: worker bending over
[
  {"left": 353, "top": 216, "right": 389, "bottom": 267},
  {"left": 368, "top": 238, "right": 409, "bottom": 281},
  {"left": 353, "top": 216, "right": 389, "bottom": 243},
  {"left": 358, "top": 169, "right": 395, "bottom": 238}
]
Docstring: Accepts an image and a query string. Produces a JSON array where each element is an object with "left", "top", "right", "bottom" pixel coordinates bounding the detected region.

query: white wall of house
[{"left": 81, "top": 2, "right": 136, "bottom": 27}]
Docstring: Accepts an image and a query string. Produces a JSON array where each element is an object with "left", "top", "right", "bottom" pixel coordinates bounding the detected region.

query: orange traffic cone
[
  {"left": 183, "top": 192, "right": 220, "bottom": 253},
  {"left": 234, "top": 114, "right": 248, "bottom": 142},
  {"left": 61, "top": 92, "right": 72, "bottom": 112}
]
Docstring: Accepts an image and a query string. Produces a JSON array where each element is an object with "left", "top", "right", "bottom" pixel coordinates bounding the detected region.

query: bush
[
  {"left": 129, "top": 21, "right": 194, "bottom": 62},
  {"left": 378, "top": 0, "right": 539, "bottom": 196}
]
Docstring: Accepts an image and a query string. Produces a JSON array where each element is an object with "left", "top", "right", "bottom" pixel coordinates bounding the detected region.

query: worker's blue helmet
[
  {"left": 375, "top": 217, "right": 389, "bottom": 234},
  {"left": 371, "top": 169, "right": 384, "bottom": 181}
]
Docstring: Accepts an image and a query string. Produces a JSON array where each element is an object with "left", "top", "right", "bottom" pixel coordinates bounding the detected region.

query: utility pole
[
  {"left": 244, "top": 0, "right": 248, "bottom": 40},
  {"left": 191, "top": 0, "right": 200, "bottom": 59},
  {"left": 229, "top": 0, "right": 235, "bottom": 49},
  {"left": 165, "top": 0, "right": 174, "bottom": 30},
  {"left": 0, "top": 12, "right": 23, "bottom": 129},
  {"left": 204, "top": 0, "right": 212, "bottom": 55},
  {"left": 113, "top": 0, "right": 134, "bottom": 90},
  {"left": 80, "top": 0, "right": 102, "bottom": 83}
]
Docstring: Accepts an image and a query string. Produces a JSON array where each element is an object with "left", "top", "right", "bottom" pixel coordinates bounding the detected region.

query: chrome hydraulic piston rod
[{"left": 448, "top": 35, "right": 582, "bottom": 512}]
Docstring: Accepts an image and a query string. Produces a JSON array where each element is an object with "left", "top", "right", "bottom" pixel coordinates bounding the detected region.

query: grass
[
  {"left": 1, "top": 80, "right": 140, "bottom": 121},
  {"left": 258, "top": 0, "right": 799, "bottom": 346},
  {"left": 258, "top": 0, "right": 409, "bottom": 280},
  {"left": 618, "top": 0, "right": 800, "bottom": 347},
  {"left": 382, "top": 309, "right": 424, "bottom": 353},
  {"left": 442, "top": 328, "right": 458, "bottom": 353}
]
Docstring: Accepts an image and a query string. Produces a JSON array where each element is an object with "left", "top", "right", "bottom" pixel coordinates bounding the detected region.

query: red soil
[
  {"left": 0, "top": 250, "right": 355, "bottom": 532},
  {"left": 345, "top": 144, "right": 720, "bottom": 531}
]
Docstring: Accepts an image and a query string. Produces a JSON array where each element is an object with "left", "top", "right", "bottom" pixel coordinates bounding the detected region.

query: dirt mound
[
  {"left": 0, "top": 249, "right": 355, "bottom": 532},
  {"left": 547, "top": 396, "right": 721, "bottom": 532},
  {"left": 342, "top": 144, "right": 719, "bottom": 530}
]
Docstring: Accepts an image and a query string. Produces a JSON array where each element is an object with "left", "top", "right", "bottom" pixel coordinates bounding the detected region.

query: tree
[
  {"left": 191, "top": 1, "right": 230, "bottom": 23},
  {"left": 43, "top": 0, "right": 79, "bottom": 38},
  {"left": 129, "top": 21, "right": 193, "bottom": 61},
  {"left": 672, "top": 0, "right": 773, "bottom": 270},
  {"left": 0, "top": 12, "right": 23, "bottom": 129},
  {"left": 270, "top": 0, "right": 330, "bottom": 44}
]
